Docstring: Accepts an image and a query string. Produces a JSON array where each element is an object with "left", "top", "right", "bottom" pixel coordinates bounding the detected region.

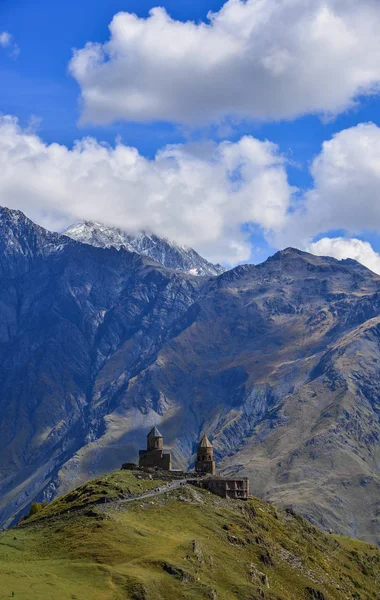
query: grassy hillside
[{"left": 0, "top": 470, "right": 379, "bottom": 600}]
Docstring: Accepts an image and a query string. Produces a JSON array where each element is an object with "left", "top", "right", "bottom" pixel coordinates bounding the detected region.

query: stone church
[
  {"left": 135, "top": 428, "right": 249, "bottom": 500},
  {"left": 138, "top": 426, "right": 172, "bottom": 470}
]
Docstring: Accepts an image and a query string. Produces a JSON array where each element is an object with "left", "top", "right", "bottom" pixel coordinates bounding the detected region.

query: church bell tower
[{"left": 195, "top": 434, "right": 216, "bottom": 475}]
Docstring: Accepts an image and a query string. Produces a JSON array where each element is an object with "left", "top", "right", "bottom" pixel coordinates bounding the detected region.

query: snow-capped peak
[{"left": 63, "top": 221, "right": 225, "bottom": 277}]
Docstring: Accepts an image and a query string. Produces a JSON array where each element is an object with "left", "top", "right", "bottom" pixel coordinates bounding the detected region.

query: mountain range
[{"left": 0, "top": 206, "right": 379, "bottom": 546}]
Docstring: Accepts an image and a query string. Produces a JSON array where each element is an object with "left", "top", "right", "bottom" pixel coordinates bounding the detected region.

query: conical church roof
[
  {"left": 199, "top": 434, "right": 212, "bottom": 448},
  {"left": 148, "top": 426, "right": 163, "bottom": 438}
]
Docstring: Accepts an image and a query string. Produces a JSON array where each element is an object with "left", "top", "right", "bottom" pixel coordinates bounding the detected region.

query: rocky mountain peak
[
  {"left": 263, "top": 245, "right": 376, "bottom": 279},
  {"left": 0, "top": 207, "right": 69, "bottom": 276},
  {"left": 269, "top": 247, "right": 323, "bottom": 264},
  {"left": 0, "top": 205, "right": 27, "bottom": 222},
  {"left": 63, "top": 221, "right": 225, "bottom": 277},
  {"left": 0, "top": 206, "right": 40, "bottom": 239}
]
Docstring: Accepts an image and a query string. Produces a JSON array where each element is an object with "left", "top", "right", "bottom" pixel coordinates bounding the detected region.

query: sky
[{"left": 1, "top": 0, "right": 380, "bottom": 270}]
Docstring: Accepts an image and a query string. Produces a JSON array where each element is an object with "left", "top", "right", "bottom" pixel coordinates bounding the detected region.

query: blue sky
[
  {"left": 1, "top": 0, "right": 224, "bottom": 150},
  {"left": 1, "top": 0, "right": 380, "bottom": 269}
]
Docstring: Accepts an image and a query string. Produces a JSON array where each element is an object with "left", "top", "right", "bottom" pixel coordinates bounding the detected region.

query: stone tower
[
  {"left": 147, "top": 426, "right": 163, "bottom": 451},
  {"left": 195, "top": 434, "right": 216, "bottom": 475},
  {"left": 139, "top": 426, "right": 171, "bottom": 470}
]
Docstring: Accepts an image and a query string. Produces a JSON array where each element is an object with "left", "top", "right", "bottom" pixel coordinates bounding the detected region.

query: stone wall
[
  {"left": 203, "top": 477, "right": 249, "bottom": 500},
  {"left": 139, "top": 449, "right": 172, "bottom": 471}
]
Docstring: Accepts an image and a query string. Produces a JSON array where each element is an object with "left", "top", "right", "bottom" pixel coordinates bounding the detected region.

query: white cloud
[
  {"left": 0, "top": 31, "right": 19, "bottom": 57},
  {"left": 69, "top": 0, "right": 380, "bottom": 125},
  {"left": 0, "top": 116, "right": 293, "bottom": 265},
  {"left": 270, "top": 121, "right": 380, "bottom": 273},
  {"left": 0, "top": 32, "right": 11, "bottom": 47},
  {"left": 275, "top": 122, "right": 380, "bottom": 250},
  {"left": 308, "top": 237, "right": 380, "bottom": 275}
]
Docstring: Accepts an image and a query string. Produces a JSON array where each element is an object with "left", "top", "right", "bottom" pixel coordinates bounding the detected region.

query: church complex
[{"left": 133, "top": 427, "right": 249, "bottom": 501}]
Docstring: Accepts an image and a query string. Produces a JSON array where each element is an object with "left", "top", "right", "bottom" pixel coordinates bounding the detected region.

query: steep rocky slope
[
  {"left": 64, "top": 221, "right": 225, "bottom": 276},
  {"left": 1, "top": 470, "right": 379, "bottom": 600},
  {"left": 0, "top": 207, "right": 380, "bottom": 545},
  {"left": 99, "top": 250, "right": 380, "bottom": 544},
  {"left": 0, "top": 207, "right": 203, "bottom": 527}
]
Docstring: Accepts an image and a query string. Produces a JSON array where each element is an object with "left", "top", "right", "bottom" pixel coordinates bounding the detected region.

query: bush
[{"left": 29, "top": 502, "right": 43, "bottom": 516}]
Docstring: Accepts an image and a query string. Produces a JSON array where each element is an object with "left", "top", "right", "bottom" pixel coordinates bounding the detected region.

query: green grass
[
  {"left": 0, "top": 471, "right": 379, "bottom": 600},
  {"left": 23, "top": 469, "right": 163, "bottom": 523}
]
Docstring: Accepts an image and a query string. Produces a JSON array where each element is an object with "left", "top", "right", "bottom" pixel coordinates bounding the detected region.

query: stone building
[
  {"left": 138, "top": 426, "right": 172, "bottom": 470},
  {"left": 203, "top": 477, "right": 249, "bottom": 500},
  {"left": 195, "top": 434, "right": 216, "bottom": 475}
]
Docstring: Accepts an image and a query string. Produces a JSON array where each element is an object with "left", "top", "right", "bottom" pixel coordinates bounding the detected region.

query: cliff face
[
  {"left": 0, "top": 207, "right": 203, "bottom": 526},
  {"left": 0, "top": 208, "right": 379, "bottom": 544}
]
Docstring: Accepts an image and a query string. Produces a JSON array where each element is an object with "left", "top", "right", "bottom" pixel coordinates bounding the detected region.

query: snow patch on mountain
[{"left": 64, "top": 221, "right": 225, "bottom": 277}]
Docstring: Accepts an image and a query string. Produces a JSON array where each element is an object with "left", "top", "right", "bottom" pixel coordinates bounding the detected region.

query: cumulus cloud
[
  {"left": 308, "top": 238, "right": 380, "bottom": 275},
  {"left": 0, "top": 116, "right": 293, "bottom": 264},
  {"left": 0, "top": 31, "right": 20, "bottom": 57},
  {"left": 69, "top": 0, "right": 380, "bottom": 125},
  {"left": 275, "top": 122, "right": 380, "bottom": 251},
  {"left": 2, "top": 114, "right": 380, "bottom": 269},
  {"left": 269, "top": 121, "right": 380, "bottom": 272}
]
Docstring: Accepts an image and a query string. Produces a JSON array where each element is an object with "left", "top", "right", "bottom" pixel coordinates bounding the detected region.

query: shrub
[{"left": 29, "top": 502, "right": 43, "bottom": 516}]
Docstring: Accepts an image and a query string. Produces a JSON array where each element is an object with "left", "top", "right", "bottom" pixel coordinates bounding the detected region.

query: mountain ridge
[{"left": 64, "top": 220, "right": 226, "bottom": 277}]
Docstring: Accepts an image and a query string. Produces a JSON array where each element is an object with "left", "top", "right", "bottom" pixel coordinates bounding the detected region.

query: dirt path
[
  {"left": 107, "top": 479, "right": 190, "bottom": 508},
  {"left": 121, "top": 479, "right": 188, "bottom": 502}
]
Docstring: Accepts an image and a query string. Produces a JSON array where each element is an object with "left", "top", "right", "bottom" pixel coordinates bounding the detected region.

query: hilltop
[{"left": 0, "top": 470, "right": 379, "bottom": 600}]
